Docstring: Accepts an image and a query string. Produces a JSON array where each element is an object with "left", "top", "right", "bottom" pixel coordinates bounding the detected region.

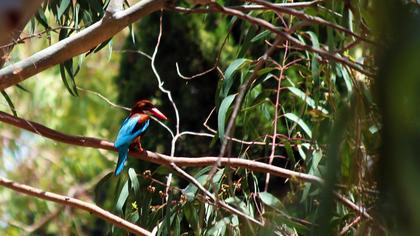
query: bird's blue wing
[
  {"left": 114, "top": 115, "right": 150, "bottom": 176},
  {"left": 114, "top": 116, "right": 150, "bottom": 148}
]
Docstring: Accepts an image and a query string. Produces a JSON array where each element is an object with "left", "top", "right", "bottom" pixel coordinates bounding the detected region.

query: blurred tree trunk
[{"left": 376, "top": 0, "right": 420, "bottom": 234}]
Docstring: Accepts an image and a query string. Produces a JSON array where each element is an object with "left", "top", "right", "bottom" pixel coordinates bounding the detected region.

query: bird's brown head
[{"left": 131, "top": 100, "right": 168, "bottom": 120}]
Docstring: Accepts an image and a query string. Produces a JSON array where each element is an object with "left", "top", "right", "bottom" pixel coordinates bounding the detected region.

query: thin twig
[
  {"left": 264, "top": 40, "right": 288, "bottom": 191},
  {"left": 0, "top": 26, "right": 82, "bottom": 50},
  {"left": 339, "top": 215, "right": 362, "bottom": 236},
  {"left": 77, "top": 86, "right": 130, "bottom": 111},
  {"left": 175, "top": 21, "right": 233, "bottom": 80},
  {"left": 170, "top": 1, "right": 321, "bottom": 14}
]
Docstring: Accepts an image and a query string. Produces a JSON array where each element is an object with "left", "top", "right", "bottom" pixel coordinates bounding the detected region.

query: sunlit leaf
[
  {"left": 218, "top": 94, "right": 236, "bottom": 140},
  {"left": 128, "top": 168, "right": 140, "bottom": 197},
  {"left": 284, "top": 113, "right": 312, "bottom": 138},
  {"left": 115, "top": 181, "right": 129, "bottom": 214}
]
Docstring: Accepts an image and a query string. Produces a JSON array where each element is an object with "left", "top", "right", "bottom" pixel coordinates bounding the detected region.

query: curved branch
[
  {"left": 0, "top": 177, "right": 152, "bottom": 236},
  {"left": 0, "top": 110, "right": 374, "bottom": 220},
  {"left": 0, "top": 0, "right": 167, "bottom": 90},
  {"left": 0, "top": 110, "right": 322, "bottom": 184}
]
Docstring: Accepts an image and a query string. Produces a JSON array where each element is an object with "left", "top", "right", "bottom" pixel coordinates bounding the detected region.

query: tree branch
[
  {"left": 0, "top": 0, "right": 167, "bottom": 90},
  {"left": 210, "top": 3, "right": 376, "bottom": 77},
  {"left": 0, "top": 110, "right": 322, "bottom": 184},
  {"left": 0, "top": 176, "right": 152, "bottom": 236},
  {"left": 246, "top": 0, "right": 375, "bottom": 45},
  {"left": 0, "top": 110, "right": 375, "bottom": 220},
  {"left": 171, "top": 0, "right": 321, "bottom": 13}
]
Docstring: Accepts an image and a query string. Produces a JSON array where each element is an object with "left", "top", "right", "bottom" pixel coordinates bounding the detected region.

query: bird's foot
[{"left": 129, "top": 143, "right": 145, "bottom": 153}]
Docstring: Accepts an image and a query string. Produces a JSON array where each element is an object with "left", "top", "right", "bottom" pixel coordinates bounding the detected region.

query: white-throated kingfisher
[{"left": 114, "top": 100, "right": 168, "bottom": 176}]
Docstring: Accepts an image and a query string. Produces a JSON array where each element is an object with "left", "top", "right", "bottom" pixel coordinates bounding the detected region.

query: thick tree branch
[
  {"left": 0, "top": 0, "right": 167, "bottom": 90},
  {"left": 0, "top": 177, "right": 152, "bottom": 236}
]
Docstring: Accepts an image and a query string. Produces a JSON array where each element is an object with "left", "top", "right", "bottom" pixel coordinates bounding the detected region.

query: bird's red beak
[{"left": 150, "top": 107, "right": 168, "bottom": 120}]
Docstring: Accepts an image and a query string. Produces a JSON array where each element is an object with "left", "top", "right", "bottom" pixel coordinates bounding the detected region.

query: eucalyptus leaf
[
  {"left": 223, "top": 59, "right": 249, "bottom": 97},
  {"left": 259, "top": 192, "right": 284, "bottom": 209},
  {"left": 128, "top": 168, "right": 140, "bottom": 197},
  {"left": 57, "top": 0, "right": 70, "bottom": 20},
  {"left": 218, "top": 94, "right": 236, "bottom": 140},
  {"left": 115, "top": 181, "right": 129, "bottom": 214},
  {"left": 284, "top": 113, "right": 312, "bottom": 138},
  {"left": 1, "top": 90, "right": 17, "bottom": 117},
  {"left": 287, "top": 87, "right": 328, "bottom": 114}
]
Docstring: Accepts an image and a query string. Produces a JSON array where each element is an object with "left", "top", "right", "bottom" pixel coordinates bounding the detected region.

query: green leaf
[
  {"left": 287, "top": 87, "right": 328, "bottom": 114},
  {"left": 173, "top": 214, "right": 181, "bottom": 236},
  {"left": 116, "top": 181, "right": 129, "bottom": 214},
  {"left": 284, "top": 113, "right": 312, "bottom": 138},
  {"left": 35, "top": 9, "right": 49, "bottom": 29},
  {"left": 218, "top": 94, "right": 236, "bottom": 140},
  {"left": 59, "top": 63, "right": 75, "bottom": 96},
  {"left": 306, "top": 31, "right": 320, "bottom": 50},
  {"left": 225, "top": 197, "right": 252, "bottom": 216},
  {"left": 205, "top": 217, "right": 228, "bottom": 236},
  {"left": 251, "top": 30, "right": 270, "bottom": 42},
  {"left": 57, "top": 0, "right": 70, "bottom": 20},
  {"left": 310, "top": 149, "right": 323, "bottom": 174},
  {"left": 259, "top": 192, "right": 284, "bottom": 209},
  {"left": 184, "top": 168, "right": 223, "bottom": 199},
  {"left": 128, "top": 168, "right": 140, "bottom": 197},
  {"left": 183, "top": 202, "right": 200, "bottom": 235},
  {"left": 1, "top": 90, "right": 17, "bottom": 117},
  {"left": 223, "top": 58, "right": 249, "bottom": 97},
  {"left": 74, "top": 3, "right": 80, "bottom": 26},
  {"left": 64, "top": 59, "right": 78, "bottom": 96},
  {"left": 128, "top": 210, "right": 139, "bottom": 223}
]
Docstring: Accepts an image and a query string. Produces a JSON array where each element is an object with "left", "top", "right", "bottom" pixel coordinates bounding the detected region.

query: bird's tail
[{"left": 115, "top": 147, "right": 129, "bottom": 176}]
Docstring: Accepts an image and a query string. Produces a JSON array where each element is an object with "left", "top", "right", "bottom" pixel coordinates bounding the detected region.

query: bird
[{"left": 114, "top": 100, "right": 168, "bottom": 176}]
